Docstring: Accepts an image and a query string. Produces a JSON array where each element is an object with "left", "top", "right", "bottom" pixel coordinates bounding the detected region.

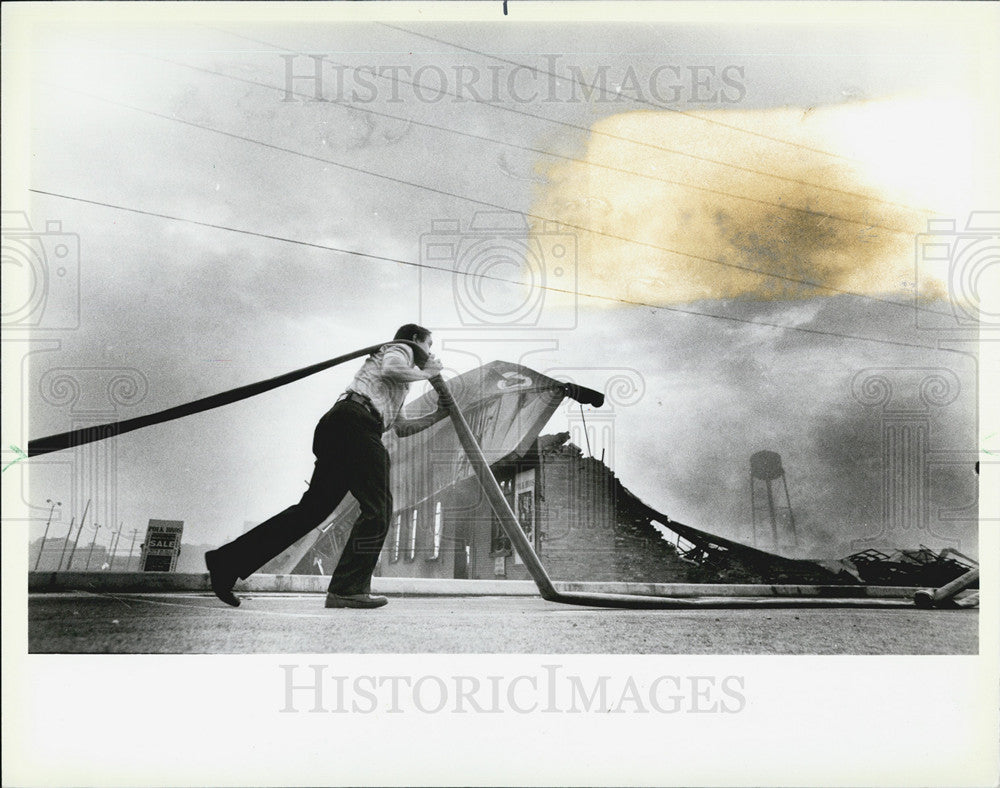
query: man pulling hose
[{"left": 205, "top": 324, "right": 443, "bottom": 608}]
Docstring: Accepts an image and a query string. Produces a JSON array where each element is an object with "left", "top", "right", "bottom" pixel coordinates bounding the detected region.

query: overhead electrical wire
[
  {"left": 382, "top": 23, "right": 919, "bottom": 176},
  {"left": 40, "top": 79, "right": 953, "bottom": 322},
  {"left": 29, "top": 188, "right": 960, "bottom": 356},
  {"left": 140, "top": 46, "right": 922, "bottom": 240},
  {"left": 219, "top": 26, "right": 932, "bottom": 217}
]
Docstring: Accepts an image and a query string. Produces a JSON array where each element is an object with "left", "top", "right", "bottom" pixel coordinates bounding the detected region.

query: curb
[{"left": 28, "top": 571, "right": 924, "bottom": 599}]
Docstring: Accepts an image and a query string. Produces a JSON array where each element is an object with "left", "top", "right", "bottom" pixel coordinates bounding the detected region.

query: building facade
[{"left": 298, "top": 433, "right": 695, "bottom": 584}]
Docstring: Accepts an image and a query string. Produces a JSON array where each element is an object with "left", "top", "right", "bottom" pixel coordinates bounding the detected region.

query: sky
[{"left": 3, "top": 6, "right": 998, "bottom": 561}]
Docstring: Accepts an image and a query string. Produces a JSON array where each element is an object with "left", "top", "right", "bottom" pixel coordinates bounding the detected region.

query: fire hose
[
  {"left": 429, "top": 375, "right": 923, "bottom": 610},
  {"left": 27, "top": 341, "right": 422, "bottom": 458}
]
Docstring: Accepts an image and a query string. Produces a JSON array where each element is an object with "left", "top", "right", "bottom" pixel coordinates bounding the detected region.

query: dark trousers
[{"left": 217, "top": 400, "right": 392, "bottom": 594}]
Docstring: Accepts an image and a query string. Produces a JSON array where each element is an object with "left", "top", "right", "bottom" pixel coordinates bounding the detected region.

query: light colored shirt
[{"left": 346, "top": 343, "right": 415, "bottom": 430}]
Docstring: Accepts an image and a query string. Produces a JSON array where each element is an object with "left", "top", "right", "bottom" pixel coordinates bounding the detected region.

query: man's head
[{"left": 394, "top": 323, "right": 433, "bottom": 359}]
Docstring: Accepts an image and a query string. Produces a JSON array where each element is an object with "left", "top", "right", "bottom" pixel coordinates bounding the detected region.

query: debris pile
[{"left": 844, "top": 546, "right": 977, "bottom": 587}]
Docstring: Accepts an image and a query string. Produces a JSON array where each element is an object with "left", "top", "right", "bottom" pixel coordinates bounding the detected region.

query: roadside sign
[{"left": 140, "top": 519, "right": 184, "bottom": 572}]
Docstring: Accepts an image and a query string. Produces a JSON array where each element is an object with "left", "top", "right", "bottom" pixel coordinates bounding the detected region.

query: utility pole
[
  {"left": 107, "top": 523, "right": 124, "bottom": 570},
  {"left": 84, "top": 522, "right": 102, "bottom": 571},
  {"left": 65, "top": 498, "right": 92, "bottom": 570},
  {"left": 33, "top": 499, "right": 62, "bottom": 571},
  {"left": 126, "top": 528, "right": 139, "bottom": 570},
  {"left": 56, "top": 517, "right": 76, "bottom": 571}
]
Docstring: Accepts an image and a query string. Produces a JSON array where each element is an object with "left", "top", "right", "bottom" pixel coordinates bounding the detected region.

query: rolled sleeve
[{"left": 380, "top": 344, "right": 415, "bottom": 376}]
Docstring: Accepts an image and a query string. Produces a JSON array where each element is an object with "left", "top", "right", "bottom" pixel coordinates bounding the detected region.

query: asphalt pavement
[{"left": 28, "top": 592, "right": 978, "bottom": 654}]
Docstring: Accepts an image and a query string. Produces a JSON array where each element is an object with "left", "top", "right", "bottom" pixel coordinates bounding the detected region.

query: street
[{"left": 29, "top": 592, "right": 977, "bottom": 654}]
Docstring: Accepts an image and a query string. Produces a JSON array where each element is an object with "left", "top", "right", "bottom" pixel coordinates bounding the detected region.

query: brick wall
[{"left": 537, "top": 442, "right": 695, "bottom": 583}]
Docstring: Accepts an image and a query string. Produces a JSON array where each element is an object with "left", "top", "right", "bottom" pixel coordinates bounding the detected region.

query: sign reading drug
[{"left": 140, "top": 519, "right": 184, "bottom": 572}]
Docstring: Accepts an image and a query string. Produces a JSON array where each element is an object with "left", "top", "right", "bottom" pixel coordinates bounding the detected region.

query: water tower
[{"left": 749, "top": 450, "right": 797, "bottom": 549}]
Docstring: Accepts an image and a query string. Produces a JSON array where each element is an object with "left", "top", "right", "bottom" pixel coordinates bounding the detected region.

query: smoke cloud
[{"left": 530, "top": 103, "right": 946, "bottom": 306}]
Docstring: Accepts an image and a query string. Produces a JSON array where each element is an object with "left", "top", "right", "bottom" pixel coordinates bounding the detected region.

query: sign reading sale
[{"left": 140, "top": 519, "right": 184, "bottom": 572}]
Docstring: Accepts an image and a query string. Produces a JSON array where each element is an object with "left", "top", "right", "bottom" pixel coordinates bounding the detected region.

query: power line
[
  {"left": 371, "top": 23, "right": 931, "bottom": 216},
  {"left": 217, "top": 27, "right": 930, "bottom": 218},
  {"left": 382, "top": 23, "right": 879, "bottom": 168},
  {"left": 42, "top": 80, "right": 952, "bottom": 321},
  {"left": 28, "top": 187, "right": 958, "bottom": 355},
  {"left": 141, "top": 46, "right": 920, "bottom": 239}
]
